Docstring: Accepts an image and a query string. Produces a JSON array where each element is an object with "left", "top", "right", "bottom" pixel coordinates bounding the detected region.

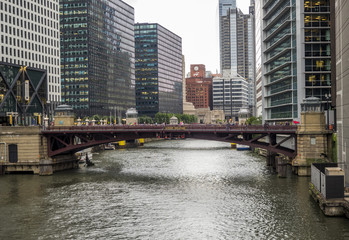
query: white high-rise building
[
  {"left": 0, "top": 0, "right": 60, "bottom": 103},
  {"left": 213, "top": 70, "right": 249, "bottom": 120},
  {"left": 216, "top": 0, "right": 255, "bottom": 118}
]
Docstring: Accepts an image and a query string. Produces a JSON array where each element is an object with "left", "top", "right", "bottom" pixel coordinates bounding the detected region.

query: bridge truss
[{"left": 42, "top": 125, "right": 298, "bottom": 158}]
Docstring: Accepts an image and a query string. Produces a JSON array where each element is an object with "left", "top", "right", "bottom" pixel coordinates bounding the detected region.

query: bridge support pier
[
  {"left": 292, "top": 99, "right": 333, "bottom": 176},
  {"left": 266, "top": 152, "right": 277, "bottom": 168},
  {"left": 277, "top": 156, "right": 288, "bottom": 178},
  {"left": 40, "top": 159, "right": 53, "bottom": 176}
]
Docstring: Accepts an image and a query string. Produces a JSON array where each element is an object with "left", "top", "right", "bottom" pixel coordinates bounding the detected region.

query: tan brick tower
[{"left": 293, "top": 97, "right": 333, "bottom": 176}]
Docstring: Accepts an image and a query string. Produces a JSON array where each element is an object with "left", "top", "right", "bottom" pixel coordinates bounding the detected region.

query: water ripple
[{"left": 1, "top": 139, "right": 348, "bottom": 239}]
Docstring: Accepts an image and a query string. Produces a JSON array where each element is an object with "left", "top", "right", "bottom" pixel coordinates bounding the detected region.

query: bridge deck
[
  {"left": 42, "top": 124, "right": 297, "bottom": 134},
  {"left": 41, "top": 124, "right": 298, "bottom": 158}
]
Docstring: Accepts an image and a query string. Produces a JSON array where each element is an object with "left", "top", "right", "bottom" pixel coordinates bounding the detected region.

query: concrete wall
[
  {"left": 293, "top": 112, "right": 332, "bottom": 176},
  {"left": 0, "top": 126, "right": 78, "bottom": 175},
  {"left": 0, "top": 126, "right": 48, "bottom": 163},
  {"left": 336, "top": 0, "right": 349, "bottom": 187}
]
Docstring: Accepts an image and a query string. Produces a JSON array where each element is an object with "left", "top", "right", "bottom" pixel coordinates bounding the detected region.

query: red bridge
[{"left": 42, "top": 124, "right": 298, "bottom": 158}]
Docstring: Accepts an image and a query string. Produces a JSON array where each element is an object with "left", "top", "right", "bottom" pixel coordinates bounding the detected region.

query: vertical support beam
[
  {"left": 47, "top": 135, "right": 52, "bottom": 157},
  {"left": 267, "top": 151, "right": 277, "bottom": 167},
  {"left": 269, "top": 133, "right": 277, "bottom": 146},
  {"left": 277, "top": 156, "right": 288, "bottom": 178},
  {"left": 0, "top": 164, "right": 4, "bottom": 175}
]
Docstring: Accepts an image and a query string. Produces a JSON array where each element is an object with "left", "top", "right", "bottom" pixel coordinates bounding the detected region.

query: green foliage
[
  {"left": 246, "top": 116, "right": 262, "bottom": 125},
  {"left": 138, "top": 116, "right": 153, "bottom": 124},
  {"left": 92, "top": 115, "right": 101, "bottom": 121},
  {"left": 153, "top": 113, "right": 197, "bottom": 124},
  {"left": 154, "top": 112, "right": 170, "bottom": 124}
]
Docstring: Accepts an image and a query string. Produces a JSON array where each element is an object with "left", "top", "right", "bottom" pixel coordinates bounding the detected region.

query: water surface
[{"left": 0, "top": 139, "right": 348, "bottom": 239}]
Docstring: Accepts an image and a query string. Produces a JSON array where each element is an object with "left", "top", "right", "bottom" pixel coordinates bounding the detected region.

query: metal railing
[{"left": 44, "top": 124, "right": 298, "bottom": 132}]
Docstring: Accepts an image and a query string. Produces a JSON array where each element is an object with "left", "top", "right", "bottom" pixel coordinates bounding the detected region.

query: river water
[{"left": 0, "top": 139, "right": 349, "bottom": 239}]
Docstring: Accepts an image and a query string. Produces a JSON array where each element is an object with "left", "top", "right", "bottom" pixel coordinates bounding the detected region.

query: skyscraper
[
  {"left": 60, "top": 0, "right": 135, "bottom": 117},
  {"left": 135, "top": 23, "right": 183, "bottom": 117},
  {"left": 219, "top": 0, "right": 254, "bottom": 80},
  {"left": 0, "top": 0, "right": 60, "bottom": 103},
  {"left": 261, "top": 0, "right": 332, "bottom": 123},
  {"left": 254, "top": 0, "right": 263, "bottom": 117},
  {"left": 217, "top": 0, "right": 255, "bottom": 118}
]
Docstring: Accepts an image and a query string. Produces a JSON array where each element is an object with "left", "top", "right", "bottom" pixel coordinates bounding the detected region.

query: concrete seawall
[{"left": 0, "top": 126, "right": 78, "bottom": 175}]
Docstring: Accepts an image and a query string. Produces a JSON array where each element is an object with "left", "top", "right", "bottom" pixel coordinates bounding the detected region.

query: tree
[
  {"left": 246, "top": 116, "right": 262, "bottom": 125},
  {"left": 92, "top": 115, "right": 101, "bottom": 121},
  {"left": 138, "top": 116, "right": 153, "bottom": 124}
]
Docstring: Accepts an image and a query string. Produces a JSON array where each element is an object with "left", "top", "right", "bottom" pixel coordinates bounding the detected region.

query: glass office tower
[
  {"left": 262, "top": 0, "right": 298, "bottom": 122},
  {"left": 261, "top": 0, "right": 332, "bottom": 123},
  {"left": 304, "top": 0, "right": 331, "bottom": 103},
  {"left": 60, "top": 0, "right": 135, "bottom": 117},
  {"left": 135, "top": 23, "right": 183, "bottom": 117},
  {"left": 218, "top": 0, "right": 255, "bottom": 116}
]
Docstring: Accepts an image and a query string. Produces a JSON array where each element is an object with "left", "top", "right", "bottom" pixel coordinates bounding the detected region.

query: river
[{"left": 0, "top": 139, "right": 348, "bottom": 239}]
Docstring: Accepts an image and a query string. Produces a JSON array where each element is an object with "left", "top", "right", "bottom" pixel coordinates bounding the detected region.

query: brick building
[{"left": 185, "top": 65, "right": 213, "bottom": 109}]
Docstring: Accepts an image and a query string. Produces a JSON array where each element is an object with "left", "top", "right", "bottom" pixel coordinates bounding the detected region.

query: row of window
[
  {"left": 1, "top": 46, "right": 59, "bottom": 67},
  {"left": 1, "top": 35, "right": 59, "bottom": 57},
  {"left": 1, "top": 24, "right": 59, "bottom": 48}
]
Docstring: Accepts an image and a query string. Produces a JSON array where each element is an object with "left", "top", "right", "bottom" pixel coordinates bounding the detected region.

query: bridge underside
[{"left": 43, "top": 126, "right": 297, "bottom": 158}]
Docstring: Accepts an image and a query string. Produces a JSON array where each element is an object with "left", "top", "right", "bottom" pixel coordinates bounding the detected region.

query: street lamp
[{"left": 325, "top": 93, "right": 331, "bottom": 130}]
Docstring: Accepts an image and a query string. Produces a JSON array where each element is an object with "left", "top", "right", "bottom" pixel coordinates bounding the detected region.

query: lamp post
[
  {"left": 325, "top": 93, "right": 331, "bottom": 130},
  {"left": 46, "top": 100, "right": 51, "bottom": 125}
]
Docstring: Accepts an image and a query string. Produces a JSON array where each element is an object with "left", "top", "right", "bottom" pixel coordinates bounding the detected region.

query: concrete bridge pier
[
  {"left": 266, "top": 152, "right": 277, "bottom": 168},
  {"left": 277, "top": 156, "right": 288, "bottom": 178},
  {"left": 292, "top": 97, "right": 333, "bottom": 176},
  {"left": 0, "top": 164, "right": 4, "bottom": 175},
  {"left": 39, "top": 155, "right": 79, "bottom": 176},
  {"left": 0, "top": 126, "right": 79, "bottom": 175},
  {"left": 40, "top": 159, "right": 53, "bottom": 176}
]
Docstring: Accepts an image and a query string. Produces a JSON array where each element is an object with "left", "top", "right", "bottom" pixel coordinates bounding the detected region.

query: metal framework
[
  {"left": 42, "top": 125, "right": 298, "bottom": 158},
  {"left": 0, "top": 62, "right": 47, "bottom": 119}
]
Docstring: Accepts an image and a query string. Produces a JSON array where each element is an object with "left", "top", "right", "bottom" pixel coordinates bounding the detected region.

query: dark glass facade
[
  {"left": 135, "top": 23, "right": 183, "bottom": 117},
  {"left": 60, "top": 0, "right": 135, "bottom": 117},
  {"left": 304, "top": 0, "right": 331, "bottom": 105},
  {"left": 0, "top": 62, "right": 47, "bottom": 125}
]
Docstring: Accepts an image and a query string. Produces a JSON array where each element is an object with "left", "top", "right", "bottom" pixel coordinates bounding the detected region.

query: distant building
[
  {"left": 219, "top": 0, "right": 255, "bottom": 115},
  {"left": 196, "top": 108, "right": 225, "bottom": 124},
  {"left": 60, "top": 0, "right": 135, "bottom": 117},
  {"left": 135, "top": 23, "right": 183, "bottom": 117},
  {"left": 182, "top": 55, "right": 186, "bottom": 109},
  {"left": 335, "top": 0, "right": 348, "bottom": 187},
  {"left": 212, "top": 70, "right": 249, "bottom": 120},
  {"left": 185, "top": 65, "right": 213, "bottom": 110},
  {"left": 0, "top": 0, "right": 60, "bottom": 104}
]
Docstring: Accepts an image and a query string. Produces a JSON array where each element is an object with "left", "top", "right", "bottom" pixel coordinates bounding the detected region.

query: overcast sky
[{"left": 123, "top": 0, "right": 252, "bottom": 74}]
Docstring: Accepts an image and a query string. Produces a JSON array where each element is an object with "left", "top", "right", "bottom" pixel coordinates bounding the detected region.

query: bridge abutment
[
  {"left": 292, "top": 110, "right": 333, "bottom": 176},
  {"left": 0, "top": 126, "right": 78, "bottom": 175}
]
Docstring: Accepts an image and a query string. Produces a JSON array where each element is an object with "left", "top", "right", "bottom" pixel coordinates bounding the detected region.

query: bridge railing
[
  {"left": 44, "top": 124, "right": 297, "bottom": 132},
  {"left": 45, "top": 125, "right": 165, "bottom": 131}
]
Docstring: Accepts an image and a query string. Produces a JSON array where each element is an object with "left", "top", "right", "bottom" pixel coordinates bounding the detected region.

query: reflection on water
[{"left": 0, "top": 139, "right": 348, "bottom": 239}]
